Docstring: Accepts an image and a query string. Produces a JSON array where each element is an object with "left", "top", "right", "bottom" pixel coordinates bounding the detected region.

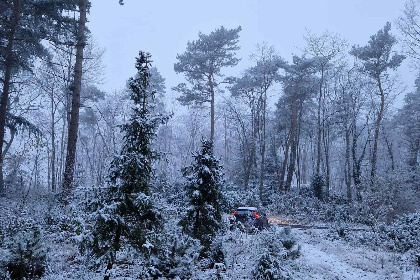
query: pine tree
[
  {"left": 173, "top": 26, "right": 241, "bottom": 143},
  {"left": 87, "top": 52, "right": 168, "bottom": 280},
  {"left": 350, "top": 22, "right": 405, "bottom": 184},
  {"left": 180, "top": 140, "right": 223, "bottom": 253}
]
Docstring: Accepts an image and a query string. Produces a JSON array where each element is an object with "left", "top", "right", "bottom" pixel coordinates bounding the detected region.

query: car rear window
[{"left": 236, "top": 210, "right": 254, "bottom": 216}]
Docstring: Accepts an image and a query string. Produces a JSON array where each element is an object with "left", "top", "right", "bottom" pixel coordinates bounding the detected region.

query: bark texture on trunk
[
  {"left": 259, "top": 93, "right": 266, "bottom": 201},
  {"left": 0, "top": 0, "right": 20, "bottom": 193},
  {"left": 370, "top": 77, "right": 385, "bottom": 185},
  {"left": 63, "top": 0, "right": 87, "bottom": 198},
  {"left": 209, "top": 75, "right": 215, "bottom": 145},
  {"left": 345, "top": 124, "right": 352, "bottom": 201},
  {"left": 316, "top": 69, "right": 325, "bottom": 175},
  {"left": 284, "top": 98, "right": 298, "bottom": 191}
]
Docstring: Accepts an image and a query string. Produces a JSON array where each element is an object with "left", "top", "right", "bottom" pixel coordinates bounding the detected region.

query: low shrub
[
  {"left": 372, "top": 212, "right": 420, "bottom": 253},
  {"left": 3, "top": 228, "right": 46, "bottom": 280}
]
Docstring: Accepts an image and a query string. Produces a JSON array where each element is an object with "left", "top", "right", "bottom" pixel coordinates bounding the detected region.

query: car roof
[{"left": 237, "top": 207, "right": 258, "bottom": 211}]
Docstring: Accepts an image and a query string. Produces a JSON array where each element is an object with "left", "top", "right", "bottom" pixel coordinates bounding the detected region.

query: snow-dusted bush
[
  {"left": 371, "top": 212, "right": 420, "bottom": 253},
  {"left": 253, "top": 253, "right": 284, "bottom": 280},
  {"left": 310, "top": 174, "right": 324, "bottom": 200},
  {"left": 269, "top": 188, "right": 388, "bottom": 225},
  {"left": 2, "top": 228, "right": 46, "bottom": 280},
  {"left": 209, "top": 239, "right": 225, "bottom": 268},
  {"left": 326, "top": 223, "right": 351, "bottom": 241},
  {"left": 155, "top": 221, "right": 202, "bottom": 279},
  {"left": 252, "top": 227, "right": 299, "bottom": 280}
]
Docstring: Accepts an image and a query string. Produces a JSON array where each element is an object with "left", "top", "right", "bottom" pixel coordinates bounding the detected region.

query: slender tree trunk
[
  {"left": 51, "top": 89, "right": 56, "bottom": 192},
  {"left": 301, "top": 143, "right": 308, "bottom": 185},
  {"left": 323, "top": 109, "right": 331, "bottom": 200},
  {"left": 408, "top": 138, "right": 419, "bottom": 170},
  {"left": 297, "top": 145, "right": 301, "bottom": 189},
  {"left": 296, "top": 107, "right": 303, "bottom": 189},
  {"left": 259, "top": 93, "right": 266, "bottom": 201},
  {"left": 0, "top": 0, "right": 19, "bottom": 194},
  {"left": 224, "top": 114, "right": 228, "bottom": 164},
  {"left": 371, "top": 77, "right": 385, "bottom": 184},
  {"left": 324, "top": 130, "right": 330, "bottom": 199},
  {"left": 285, "top": 136, "right": 297, "bottom": 192},
  {"left": 279, "top": 128, "right": 291, "bottom": 191},
  {"left": 284, "top": 98, "right": 298, "bottom": 191},
  {"left": 316, "top": 69, "right": 325, "bottom": 175},
  {"left": 345, "top": 123, "right": 352, "bottom": 201},
  {"left": 352, "top": 126, "right": 369, "bottom": 201},
  {"left": 47, "top": 146, "right": 51, "bottom": 190},
  {"left": 63, "top": 0, "right": 87, "bottom": 199},
  {"left": 252, "top": 99, "right": 258, "bottom": 168},
  {"left": 243, "top": 149, "right": 250, "bottom": 190},
  {"left": 209, "top": 76, "right": 215, "bottom": 145},
  {"left": 383, "top": 131, "right": 395, "bottom": 171}
]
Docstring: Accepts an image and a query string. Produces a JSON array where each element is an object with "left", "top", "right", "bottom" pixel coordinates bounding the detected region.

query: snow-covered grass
[{"left": 294, "top": 227, "right": 420, "bottom": 280}]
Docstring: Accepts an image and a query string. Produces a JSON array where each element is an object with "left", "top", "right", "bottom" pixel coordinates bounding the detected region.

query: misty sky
[{"left": 88, "top": 0, "right": 412, "bottom": 107}]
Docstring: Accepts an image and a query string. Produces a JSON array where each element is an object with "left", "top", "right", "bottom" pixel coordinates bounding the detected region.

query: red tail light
[
  {"left": 254, "top": 211, "right": 261, "bottom": 219},
  {"left": 232, "top": 210, "right": 237, "bottom": 216}
]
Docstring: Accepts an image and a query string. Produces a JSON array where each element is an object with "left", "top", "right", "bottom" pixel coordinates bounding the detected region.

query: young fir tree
[
  {"left": 180, "top": 140, "right": 223, "bottom": 253},
  {"left": 87, "top": 52, "right": 168, "bottom": 280}
]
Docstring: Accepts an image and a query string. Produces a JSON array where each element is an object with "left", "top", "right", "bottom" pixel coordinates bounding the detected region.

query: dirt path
[
  {"left": 268, "top": 216, "right": 328, "bottom": 229},
  {"left": 268, "top": 216, "right": 365, "bottom": 231}
]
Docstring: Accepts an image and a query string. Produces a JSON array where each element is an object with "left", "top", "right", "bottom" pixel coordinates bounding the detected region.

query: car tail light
[
  {"left": 254, "top": 211, "right": 261, "bottom": 219},
  {"left": 232, "top": 210, "right": 237, "bottom": 216}
]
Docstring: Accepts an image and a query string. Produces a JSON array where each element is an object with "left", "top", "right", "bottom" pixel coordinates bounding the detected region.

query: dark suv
[{"left": 231, "top": 207, "right": 269, "bottom": 231}]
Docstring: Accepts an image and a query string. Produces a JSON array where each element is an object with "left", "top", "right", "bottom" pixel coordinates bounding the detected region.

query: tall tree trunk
[
  {"left": 279, "top": 128, "right": 291, "bottom": 191},
  {"left": 284, "top": 98, "right": 298, "bottom": 191},
  {"left": 352, "top": 126, "right": 369, "bottom": 201},
  {"left": 370, "top": 77, "right": 385, "bottom": 184},
  {"left": 296, "top": 107, "right": 303, "bottom": 189},
  {"left": 224, "top": 114, "right": 228, "bottom": 164},
  {"left": 316, "top": 68, "right": 325, "bottom": 175},
  {"left": 0, "top": 0, "right": 20, "bottom": 194},
  {"left": 209, "top": 76, "right": 215, "bottom": 145},
  {"left": 251, "top": 99, "right": 257, "bottom": 168},
  {"left": 285, "top": 136, "right": 297, "bottom": 192},
  {"left": 58, "top": 48, "right": 74, "bottom": 188},
  {"left": 408, "top": 138, "right": 419, "bottom": 170},
  {"left": 323, "top": 109, "right": 331, "bottom": 200},
  {"left": 51, "top": 89, "right": 56, "bottom": 192},
  {"left": 345, "top": 123, "right": 352, "bottom": 201},
  {"left": 324, "top": 130, "right": 330, "bottom": 199},
  {"left": 63, "top": 0, "right": 87, "bottom": 199},
  {"left": 259, "top": 93, "right": 266, "bottom": 201},
  {"left": 301, "top": 143, "right": 308, "bottom": 185}
]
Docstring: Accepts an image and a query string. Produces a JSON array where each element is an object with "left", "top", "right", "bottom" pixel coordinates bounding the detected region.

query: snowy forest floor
[
  {"left": 293, "top": 227, "right": 419, "bottom": 280},
  {"left": 1, "top": 190, "right": 419, "bottom": 280},
  {"left": 219, "top": 224, "right": 419, "bottom": 280}
]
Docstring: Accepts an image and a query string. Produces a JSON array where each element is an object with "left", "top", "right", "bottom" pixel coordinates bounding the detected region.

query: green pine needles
[
  {"left": 180, "top": 140, "right": 224, "bottom": 253},
  {"left": 86, "top": 52, "right": 168, "bottom": 277}
]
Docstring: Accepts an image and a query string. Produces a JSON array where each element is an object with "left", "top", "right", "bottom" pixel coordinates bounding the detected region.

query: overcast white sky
[{"left": 88, "top": 0, "right": 413, "bottom": 107}]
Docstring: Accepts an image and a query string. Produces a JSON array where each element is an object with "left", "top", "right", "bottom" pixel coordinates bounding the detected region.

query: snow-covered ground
[
  {"left": 294, "top": 228, "right": 419, "bottom": 280},
  {"left": 214, "top": 224, "right": 419, "bottom": 280}
]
